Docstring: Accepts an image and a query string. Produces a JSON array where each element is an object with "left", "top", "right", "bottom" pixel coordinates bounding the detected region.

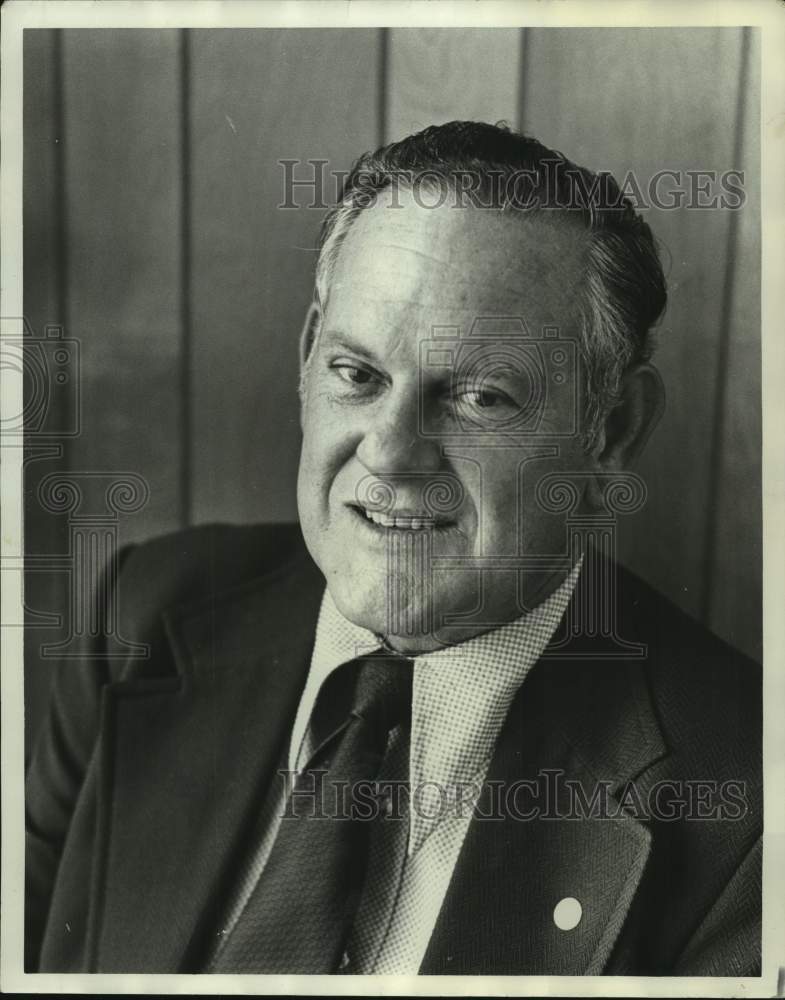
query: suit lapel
[
  {"left": 421, "top": 562, "right": 670, "bottom": 975},
  {"left": 89, "top": 550, "right": 325, "bottom": 972}
]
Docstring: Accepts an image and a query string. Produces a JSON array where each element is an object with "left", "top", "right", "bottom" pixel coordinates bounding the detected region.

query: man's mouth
[{"left": 347, "top": 503, "right": 453, "bottom": 532}]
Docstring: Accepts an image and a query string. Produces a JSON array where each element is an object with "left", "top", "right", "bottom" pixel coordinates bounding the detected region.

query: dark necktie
[{"left": 211, "top": 651, "right": 414, "bottom": 973}]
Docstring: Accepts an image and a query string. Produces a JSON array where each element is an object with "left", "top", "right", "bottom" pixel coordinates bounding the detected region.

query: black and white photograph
[{"left": 1, "top": 0, "right": 783, "bottom": 994}]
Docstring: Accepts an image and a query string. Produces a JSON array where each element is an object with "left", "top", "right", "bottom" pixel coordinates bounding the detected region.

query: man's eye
[
  {"left": 456, "top": 387, "right": 514, "bottom": 409},
  {"left": 329, "top": 361, "right": 379, "bottom": 388}
]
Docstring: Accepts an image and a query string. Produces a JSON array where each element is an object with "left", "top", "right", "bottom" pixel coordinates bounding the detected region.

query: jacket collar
[{"left": 421, "top": 554, "right": 670, "bottom": 974}]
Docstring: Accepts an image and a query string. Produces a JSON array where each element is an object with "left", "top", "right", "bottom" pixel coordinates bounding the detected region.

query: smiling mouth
[{"left": 348, "top": 503, "right": 454, "bottom": 532}]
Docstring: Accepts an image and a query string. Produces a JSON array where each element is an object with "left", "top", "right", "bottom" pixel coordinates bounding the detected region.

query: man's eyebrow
[{"left": 320, "top": 329, "right": 379, "bottom": 362}]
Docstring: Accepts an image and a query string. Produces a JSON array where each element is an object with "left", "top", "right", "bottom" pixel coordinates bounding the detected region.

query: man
[{"left": 25, "top": 121, "right": 761, "bottom": 976}]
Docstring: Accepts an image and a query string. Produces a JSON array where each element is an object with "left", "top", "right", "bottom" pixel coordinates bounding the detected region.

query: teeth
[{"left": 361, "top": 508, "right": 433, "bottom": 530}]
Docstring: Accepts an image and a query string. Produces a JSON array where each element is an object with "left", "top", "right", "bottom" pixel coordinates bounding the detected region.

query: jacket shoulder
[
  {"left": 121, "top": 521, "right": 311, "bottom": 599},
  {"left": 620, "top": 563, "right": 761, "bottom": 782},
  {"left": 621, "top": 563, "right": 760, "bottom": 689},
  {"left": 116, "top": 522, "right": 319, "bottom": 654}
]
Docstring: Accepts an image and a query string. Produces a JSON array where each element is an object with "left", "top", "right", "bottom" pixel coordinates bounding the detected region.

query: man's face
[{"left": 297, "top": 191, "right": 594, "bottom": 652}]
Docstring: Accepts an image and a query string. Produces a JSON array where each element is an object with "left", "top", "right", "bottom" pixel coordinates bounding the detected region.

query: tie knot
[{"left": 351, "top": 653, "right": 414, "bottom": 736}]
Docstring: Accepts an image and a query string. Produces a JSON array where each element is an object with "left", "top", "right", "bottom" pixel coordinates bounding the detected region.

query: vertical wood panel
[
  {"left": 707, "top": 30, "right": 761, "bottom": 660},
  {"left": 522, "top": 28, "right": 753, "bottom": 652},
  {"left": 386, "top": 28, "right": 521, "bottom": 141},
  {"left": 61, "top": 29, "right": 183, "bottom": 542},
  {"left": 24, "top": 31, "right": 63, "bottom": 339},
  {"left": 23, "top": 29, "right": 69, "bottom": 757},
  {"left": 189, "top": 29, "right": 381, "bottom": 525}
]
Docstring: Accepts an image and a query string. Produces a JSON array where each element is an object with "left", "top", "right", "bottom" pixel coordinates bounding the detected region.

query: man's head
[{"left": 296, "top": 121, "right": 667, "bottom": 652}]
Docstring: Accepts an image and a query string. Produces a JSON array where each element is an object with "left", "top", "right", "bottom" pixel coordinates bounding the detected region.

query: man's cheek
[{"left": 473, "top": 479, "right": 519, "bottom": 552}]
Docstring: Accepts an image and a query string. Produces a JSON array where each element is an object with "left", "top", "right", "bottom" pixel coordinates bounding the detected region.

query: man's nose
[{"left": 355, "top": 388, "right": 442, "bottom": 474}]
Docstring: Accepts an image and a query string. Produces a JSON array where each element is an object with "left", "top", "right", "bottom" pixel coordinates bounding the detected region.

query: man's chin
[
  {"left": 328, "top": 586, "right": 484, "bottom": 656},
  {"left": 326, "top": 579, "right": 437, "bottom": 649}
]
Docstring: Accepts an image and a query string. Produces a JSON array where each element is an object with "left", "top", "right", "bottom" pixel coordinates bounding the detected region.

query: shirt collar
[
  {"left": 408, "top": 559, "right": 582, "bottom": 850},
  {"left": 290, "top": 561, "right": 582, "bottom": 779}
]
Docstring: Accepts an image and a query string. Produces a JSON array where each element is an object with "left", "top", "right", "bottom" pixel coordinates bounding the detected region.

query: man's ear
[
  {"left": 299, "top": 301, "right": 322, "bottom": 369},
  {"left": 594, "top": 363, "right": 665, "bottom": 471}
]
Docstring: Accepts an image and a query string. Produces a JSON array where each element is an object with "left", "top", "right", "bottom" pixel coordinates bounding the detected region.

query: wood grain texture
[
  {"left": 521, "top": 27, "right": 758, "bottom": 657},
  {"left": 188, "top": 29, "right": 381, "bottom": 525},
  {"left": 386, "top": 28, "right": 521, "bottom": 141},
  {"left": 60, "top": 29, "right": 183, "bottom": 543}
]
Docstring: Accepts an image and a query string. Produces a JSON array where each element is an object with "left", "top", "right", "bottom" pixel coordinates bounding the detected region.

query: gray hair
[{"left": 311, "top": 120, "right": 667, "bottom": 451}]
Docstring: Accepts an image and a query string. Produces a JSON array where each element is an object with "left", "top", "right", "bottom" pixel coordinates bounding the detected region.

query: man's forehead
[{"left": 328, "top": 191, "right": 587, "bottom": 323}]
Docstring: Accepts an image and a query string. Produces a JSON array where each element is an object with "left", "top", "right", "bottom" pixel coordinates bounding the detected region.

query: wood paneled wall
[{"left": 23, "top": 27, "right": 761, "bottom": 749}]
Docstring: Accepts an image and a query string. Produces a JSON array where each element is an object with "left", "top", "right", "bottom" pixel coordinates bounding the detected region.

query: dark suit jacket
[{"left": 25, "top": 523, "right": 762, "bottom": 975}]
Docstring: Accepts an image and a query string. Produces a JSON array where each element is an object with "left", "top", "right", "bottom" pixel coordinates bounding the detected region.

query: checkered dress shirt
[{"left": 213, "top": 559, "right": 582, "bottom": 973}]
